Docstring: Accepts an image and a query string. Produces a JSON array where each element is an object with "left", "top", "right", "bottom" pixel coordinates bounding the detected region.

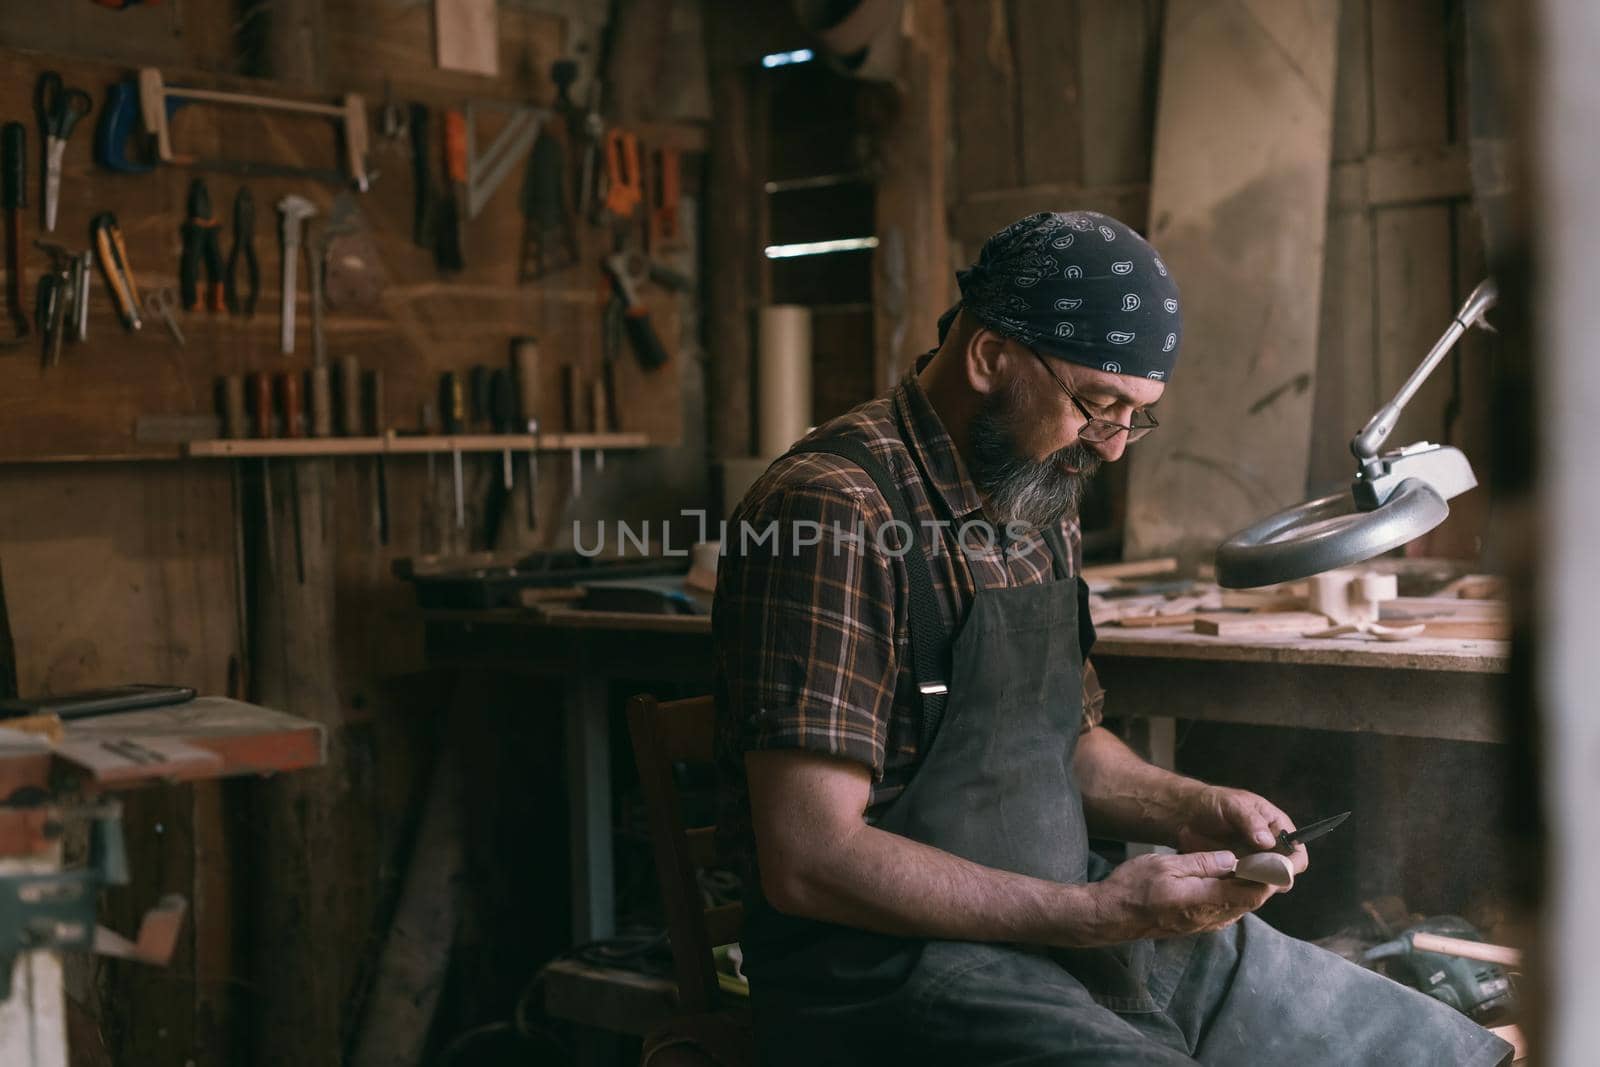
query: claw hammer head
[{"left": 276, "top": 195, "right": 317, "bottom": 247}]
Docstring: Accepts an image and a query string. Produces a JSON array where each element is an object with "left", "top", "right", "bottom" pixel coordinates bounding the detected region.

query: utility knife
[{"left": 1274, "top": 810, "right": 1351, "bottom": 854}]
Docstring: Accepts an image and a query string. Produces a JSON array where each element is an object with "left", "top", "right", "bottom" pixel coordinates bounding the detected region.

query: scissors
[
  {"left": 35, "top": 71, "right": 93, "bottom": 233},
  {"left": 144, "top": 287, "right": 184, "bottom": 347}
]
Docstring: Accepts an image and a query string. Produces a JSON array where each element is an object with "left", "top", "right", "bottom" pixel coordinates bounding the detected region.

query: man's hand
[
  {"left": 1085, "top": 850, "right": 1276, "bottom": 942},
  {"left": 1174, "top": 785, "right": 1309, "bottom": 877}
]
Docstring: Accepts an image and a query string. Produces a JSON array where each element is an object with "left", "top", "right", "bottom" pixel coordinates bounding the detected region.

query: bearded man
[{"left": 711, "top": 212, "right": 1510, "bottom": 1066}]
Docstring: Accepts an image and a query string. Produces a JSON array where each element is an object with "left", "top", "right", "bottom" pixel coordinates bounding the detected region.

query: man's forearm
[
  {"left": 766, "top": 819, "right": 1109, "bottom": 948},
  {"left": 1073, "top": 725, "right": 1205, "bottom": 845}
]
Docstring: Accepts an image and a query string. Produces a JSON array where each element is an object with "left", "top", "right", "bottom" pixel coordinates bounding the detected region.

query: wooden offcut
[
  {"left": 435, "top": 0, "right": 498, "bottom": 76},
  {"left": 1193, "top": 612, "right": 1331, "bottom": 638},
  {"left": 1125, "top": 0, "right": 1340, "bottom": 561}
]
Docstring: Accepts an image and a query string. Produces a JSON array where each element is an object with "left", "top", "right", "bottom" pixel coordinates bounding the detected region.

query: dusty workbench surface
[
  {"left": 0, "top": 697, "right": 327, "bottom": 792},
  {"left": 1092, "top": 626, "right": 1508, "bottom": 673},
  {"left": 423, "top": 604, "right": 1508, "bottom": 673}
]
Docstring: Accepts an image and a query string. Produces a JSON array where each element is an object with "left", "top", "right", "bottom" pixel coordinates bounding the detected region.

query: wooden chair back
[{"left": 626, "top": 694, "right": 744, "bottom": 1016}]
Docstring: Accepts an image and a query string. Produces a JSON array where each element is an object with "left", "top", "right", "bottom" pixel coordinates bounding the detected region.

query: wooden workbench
[
  {"left": 0, "top": 697, "right": 326, "bottom": 1067},
  {"left": 422, "top": 604, "right": 1509, "bottom": 944}
]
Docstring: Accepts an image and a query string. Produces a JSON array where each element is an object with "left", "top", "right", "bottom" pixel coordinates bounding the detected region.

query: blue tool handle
[{"left": 95, "top": 81, "right": 155, "bottom": 174}]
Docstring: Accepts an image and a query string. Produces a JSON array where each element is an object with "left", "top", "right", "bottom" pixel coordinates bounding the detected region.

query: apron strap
[
  {"left": 784, "top": 436, "right": 951, "bottom": 752},
  {"left": 1040, "top": 523, "right": 1097, "bottom": 662},
  {"left": 1039, "top": 524, "right": 1073, "bottom": 580}
]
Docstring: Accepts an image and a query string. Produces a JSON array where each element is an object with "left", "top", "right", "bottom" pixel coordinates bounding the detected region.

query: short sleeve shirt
[{"left": 714, "top": 355, "right": 1106, "bottom": 857}]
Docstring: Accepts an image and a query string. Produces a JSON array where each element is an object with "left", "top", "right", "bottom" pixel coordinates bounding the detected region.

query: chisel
[
  {"left": 2, "top": 123, "right": 31, "bottom": 344},
  {"left": 280, "top": 372, "right": 306, "bottom": 584},
  {"left": 512, "top": 337, "right": 541, "bottom": 529},
  {"left": 440, "top": 372, "right": 466, "bottom": 530},
  {"left": 369, "top": 368, "right": 389, "bottom": 546}
]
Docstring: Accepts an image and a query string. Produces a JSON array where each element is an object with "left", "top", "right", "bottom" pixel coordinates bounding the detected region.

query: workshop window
[{"left": 762, "top": 56, "right": 877, "bottom": 425}]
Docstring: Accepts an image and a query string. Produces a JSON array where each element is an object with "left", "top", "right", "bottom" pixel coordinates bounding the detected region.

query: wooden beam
[
  {"left": 1329, "top": 145, "right": 1474, "bottom": 212},
  {"left": 872, "top": 0, "right": 951, "bottom": 391},
  {"left": 247, "top": 459, "right": 349, "bottom": 1067},
  {"left": 704, "top": 7, "right": 765, "bottom": 460}
]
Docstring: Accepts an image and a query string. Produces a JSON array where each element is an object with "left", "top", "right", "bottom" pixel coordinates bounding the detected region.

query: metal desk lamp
[{"left": 1215, "top": 279, "right": 1499, "bottom": 589}]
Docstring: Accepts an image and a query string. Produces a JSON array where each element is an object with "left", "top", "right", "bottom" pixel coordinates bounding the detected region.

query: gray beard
[{"left": 968, "top": 376, "right": 1102, "bottom": 529}]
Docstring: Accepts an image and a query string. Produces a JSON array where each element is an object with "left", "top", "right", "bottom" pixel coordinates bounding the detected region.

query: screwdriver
[
  {"left": 2, "top": 123, "right": 30, "bottom": 343},
  {"left": 279, "top": 372, "right": 306, "bottom": 584},
  {"left": 251, "top": 373, "right": 278, "bottom": 577},
  {"left": 512, "top": 338, "right": 540, "bottom": 530},
  {"left": 440, "top": 371, "right": 466, "bottom": 529},
  {"left": 369, "top": 369, "right": 390, "bottom": 546}
]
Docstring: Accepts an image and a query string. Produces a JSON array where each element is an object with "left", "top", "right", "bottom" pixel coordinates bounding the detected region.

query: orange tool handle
[
  {"left": 108, "top": 222, "right": 141, "bottom": 308},
  {"left": 252, "top": 373, "right": 273, "bottom": 438},
  {"left": 603, "top": 128, "right": 641, "bottom": 219},
  {"left": 279, "top": 372, "right": 303, "bottom": 438},
  {"left": 444, "top": 109, "right": 467, "bottom": 185}
]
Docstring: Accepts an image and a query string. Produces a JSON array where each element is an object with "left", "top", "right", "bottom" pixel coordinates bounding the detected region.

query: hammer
[{"left": 275, "top": 195, "right": 316, "bottom": 354}]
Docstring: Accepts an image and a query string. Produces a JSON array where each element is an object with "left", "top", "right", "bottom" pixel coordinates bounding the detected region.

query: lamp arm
[{"left": 1350, "top": 277, "right": 1499, "bottom": 462}]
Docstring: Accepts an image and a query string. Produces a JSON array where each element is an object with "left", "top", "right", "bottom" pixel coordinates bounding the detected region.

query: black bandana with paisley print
[{"left": 938, "top": 211, "right": 1182, "bottom": 382}]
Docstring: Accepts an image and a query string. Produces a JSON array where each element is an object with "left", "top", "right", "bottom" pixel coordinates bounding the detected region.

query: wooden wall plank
[
  {"left": 1362, "top": 143, "right": 1472, "bottom": 205},
  {"left": 0, "top": 4, "right": 194, "bottom": 68},
  {"left": 1077, "top": 0, "right": 1163, "bottom": 190},
  {"left": 1125, "top": 0, "right": 1339, "bottom": 562},
  {"left": 952, "top": 181, "right": 1149, "bottom": 249},
  {"left": 1330, "top": 0, "right": 1373, "bottom": 164},
  {"left": 326, "top": 1, "right": 568, "bottom": 102},
  {"left": 950, "top": 0, "right": 1020, "bottom": 198},
  {"left": 1412, "top": 199, "right": 1493, "bottom": 559},
  {"left": 1370, "top": 0, "right": 1452, "bottom": 150},
  {"left": 1372, "top": 205, "right": 1457, "bottom": 448},
  {"left": 1011, "top": 0, "right": 1083, "bottom": 187},
  {"left": 871, "top": 0, "right": 951, "bottom": 390},
  {"left": 1309, "top": 202, "right": 1377, "bottom": 492},
  {"left": 1368, "top": 0, "right": 1458, "bottom": 459},
  {"left": 1311, "top": 0, "right": 1373, "bottom": 493}
]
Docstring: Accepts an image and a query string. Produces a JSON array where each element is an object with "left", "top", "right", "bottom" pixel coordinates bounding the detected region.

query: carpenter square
[{"left": 463, "top": 101, "right": 546, "bottom": 219}]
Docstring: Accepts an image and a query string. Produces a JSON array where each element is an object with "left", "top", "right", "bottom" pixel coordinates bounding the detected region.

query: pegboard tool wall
[{"left": 0, "top": 46, "right": 687, "bottom": 462}]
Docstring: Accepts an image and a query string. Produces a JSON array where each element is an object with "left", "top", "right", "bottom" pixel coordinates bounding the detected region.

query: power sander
[{"left": 1363, "top": 916, "right": 1517, "bottom": 1024}]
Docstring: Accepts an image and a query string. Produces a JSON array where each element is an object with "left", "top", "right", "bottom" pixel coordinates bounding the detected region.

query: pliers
[
  {"left": 224, "top": 186, "right": 259, "bottom": 318},
  {"left": 179, "top": 178, "right": 224, "bottom": 312}
]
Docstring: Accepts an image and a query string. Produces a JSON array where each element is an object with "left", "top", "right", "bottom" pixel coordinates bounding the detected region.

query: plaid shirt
[{"left": 714, "top": 356, "right": 1105, "bottom": 844}]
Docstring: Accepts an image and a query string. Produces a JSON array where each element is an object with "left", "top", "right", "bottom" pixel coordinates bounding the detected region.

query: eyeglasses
[{"left": 1030, "top": 349, "right": 1159, "bottom": 444}]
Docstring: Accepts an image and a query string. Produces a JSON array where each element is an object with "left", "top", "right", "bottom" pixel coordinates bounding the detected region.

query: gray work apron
[{"left": 737, "top": 431, "right": 1511, "bottom": 1067}]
